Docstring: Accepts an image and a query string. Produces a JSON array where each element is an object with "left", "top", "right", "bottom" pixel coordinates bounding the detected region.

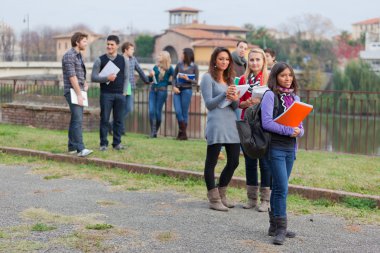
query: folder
[
  {"left": 70, "top": 88, "right": 88, "bottom": 107},
  {"left": 218, "top": 84, "right": 250, "bottom": 108},
  {"left": 176, "top": 73, "right": 196, "bottom": 84},
  {"left": 274, "top": 101, "right": 313, "bottom": 127}
]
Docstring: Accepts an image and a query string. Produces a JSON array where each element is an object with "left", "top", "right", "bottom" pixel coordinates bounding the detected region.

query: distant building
[
  {"left": 360, "top": 31, "right": 380, "bottom": 73},
  {"left": 352, "top": 18, "right": 380, "bottom": 40},
  {"left": 53, "top": 31, "right": 102, "bottom": 62},
  {"left": 154, "top": 7, "right": 255, "bottom": 65}
]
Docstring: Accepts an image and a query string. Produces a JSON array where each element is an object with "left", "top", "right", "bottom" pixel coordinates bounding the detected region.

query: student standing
[
  {"left": 238, "top": 48, "right": 271, "bottom": 212},
  {"left": 91, "top": 35, "right": 127, "bottom": 151},
  {"left": 264, "top": 48, "right": 277, "bottom": 71},
  {"left": 62, "top": 32, "right": 93, "bottom": 157},
  {"left": 148, "top": 51, "right": 174, "bottom": 138},
  {"left": 172, "top": 48, "right": 199, "bottom": 140},
  {"left": 261, "top": 62, "right": 304, "bottom": 245},
  {"left": 200, "top": 47, "right": 240, "bottom": 212}
]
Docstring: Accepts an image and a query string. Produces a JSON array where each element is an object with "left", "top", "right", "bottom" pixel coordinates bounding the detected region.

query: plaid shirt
[
  {"left": 127, "top": 56, "right": 149, "bottom": 88},
  {"left": 62, "top": 48, "right": 86, "bottom": 94}
]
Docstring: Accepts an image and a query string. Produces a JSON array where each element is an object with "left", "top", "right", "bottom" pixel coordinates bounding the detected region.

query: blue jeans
[
  {"left": 122, "top": 90, "right": 134, "bottom": 133},
  {"left": 269, "top": 147, "right": 295, "bottom": 217},
  {"left": 149, "top": 89, "right": 167, "bottom": 122},
  {"left": 64, "top": 93, "right": 85, "bottom": 152},
  {"left": 244, "top": 152, "right": 271, "bottom": 187},
  {"left": 173, "top": 89, "right": 192, "bottom": 123},
  {"left": 100, "top": 93, "right": 125, "bottom": 147}
]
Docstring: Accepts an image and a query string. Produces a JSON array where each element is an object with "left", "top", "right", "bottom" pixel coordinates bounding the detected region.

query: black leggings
[{"left": 204, "top": 143, "right": 240, "bottom": 191}]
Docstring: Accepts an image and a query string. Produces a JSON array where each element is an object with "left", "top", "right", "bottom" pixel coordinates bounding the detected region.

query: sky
[{"left": 1, "top": 0, "right": 379, "bottom": 36}]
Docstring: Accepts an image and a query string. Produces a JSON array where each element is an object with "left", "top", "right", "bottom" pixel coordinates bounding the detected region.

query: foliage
[{"left": 135, "top": 34, "right": 155, "bottom": 58}]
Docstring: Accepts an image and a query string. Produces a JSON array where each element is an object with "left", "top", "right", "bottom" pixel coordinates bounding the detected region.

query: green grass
[
  {"left": 0, "top": 123, "right": 379, "bottom": 196},
  {"left": 31, "top": 223, "right": 57, "bottom": 232},
  {"left": 85, "top": 224, "right": 113, "bottom": 230}
]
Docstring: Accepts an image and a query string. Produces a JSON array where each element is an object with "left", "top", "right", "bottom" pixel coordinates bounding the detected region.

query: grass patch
[
  {"left": 155, "top": 231, "right": 176, "bottom": 242},
  {"left": 0, "top": 231, "right": 9, "bottom": 239},
  {"left": 31, "top": 223, "right": 56, "bottom": 232},
  {"left": 85, "top": 224, "right": 113, "bottom": 230},
  {"left": 342, "top": 197, "right": 377, "bottom": 210},
  {"left": 43, "top": 174, "right": 63, "bottom": 180},
  {"left": 0, "top": 123, "right": 379, "bottom": 195}
]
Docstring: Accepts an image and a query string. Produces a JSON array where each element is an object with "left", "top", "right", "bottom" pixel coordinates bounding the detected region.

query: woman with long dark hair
[
  {"left": 173, "top": 48, "right": 199, "bottom": 140},
  {"left": 200, "top": 47, "right": 240, "bottom": 211},
  {"left": 261, "top": 62, "right": 304, "bottom": 245}
]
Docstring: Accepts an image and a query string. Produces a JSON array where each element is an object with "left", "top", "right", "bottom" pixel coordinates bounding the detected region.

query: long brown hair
[
  {"left": 267, "top": 62, "right": 298, "bottom": 94},
  {"left": 208, "top": 47, "right": 235, "bottom": 85},
  {"left": 244, "top": 48, "right": 268, "bottom": 84}
]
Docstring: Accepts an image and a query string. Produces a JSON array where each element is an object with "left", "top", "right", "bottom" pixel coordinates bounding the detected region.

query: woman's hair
[
  {"left": 267, "top": 62, "right": 298, "bottom": 94},
  {"left": 208, "top": 47, "right": 235, "bottom": 85},
  {"left": 157, "top": 51, "right": 171, "bottom": 70},
  {"left": 183, "top": 48, "right": 194, "bottom": 65},
  {"left": 244, "top": 48, "right": 268, "bottom": 84}
]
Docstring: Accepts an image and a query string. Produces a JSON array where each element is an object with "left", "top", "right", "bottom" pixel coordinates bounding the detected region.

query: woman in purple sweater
[{"left": 261, "top": 62, "right": 304, "bottom": 245}]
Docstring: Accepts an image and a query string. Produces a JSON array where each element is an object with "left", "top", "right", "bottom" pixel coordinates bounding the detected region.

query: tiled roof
[
  {"left": 167, "top": 7, "right": 201, "bottom": 12},
  {"left": 169, "top": 28, "right": 224, "bottom": 39},
  {"left": 180, "top": 23, "right": 248, "bottom": 32},
  {"left": 53, "top": 31, "right": 101, "bottom": 39},
  {"left": 353, "top": 18, "right": 380, "bottom": 25},
  {"left": 193, "top": 39, "right": 258, "bottom": 48}
]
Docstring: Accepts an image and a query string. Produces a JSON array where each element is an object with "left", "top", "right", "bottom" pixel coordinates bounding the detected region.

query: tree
[
  {"left": 0, "top": 24, "right": 16, "bottom": 61},
  {"left": 135, "top": 34, "right": 154, "bottom": 58}
]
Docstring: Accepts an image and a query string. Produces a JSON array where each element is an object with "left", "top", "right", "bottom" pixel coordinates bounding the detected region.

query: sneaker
[
  {"left": 68, "top": 150, "right": 78, "bottom": 155},
  {"left": 99, "top": 146, "right": 108, "bottom": 151},
  {"left": 77, "top": 149, "right": 93, "bottom": 157},
  {"left": 113, "top": 144, "right": 125, "bottom": 150}
]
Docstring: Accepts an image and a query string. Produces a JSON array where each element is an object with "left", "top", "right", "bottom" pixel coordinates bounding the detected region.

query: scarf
[
  {"left": 247, "top": 72, "right": 263, "bottom": 93},
  {"left": 278, "top": 87, "right": 295, "bottom": 109},
  {"left": 231, "top": 51, "right": 247, "bottom": 66}
]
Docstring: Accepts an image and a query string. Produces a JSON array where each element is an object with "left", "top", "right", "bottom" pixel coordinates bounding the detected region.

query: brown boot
[
  {"left": 179, "top": 121, "right": 188, "bottom": 140},
  {"left": 207, "top": 188, "right": 228, "bottom": 211},
  {"left": 218, "top": 186, "right": 235, "bottom": 208},
  {"left": 243, "top": 185, "right": 259, "bottom": 209},
  {"left": 176, "top": 121, "right": 183, "bottom": 140},
  {"left": 258, "top": 187, "right": 271, "bottom": 212}
]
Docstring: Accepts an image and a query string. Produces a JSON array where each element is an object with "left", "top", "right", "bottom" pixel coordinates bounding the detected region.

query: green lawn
[{"left": 0, "top": 123, "right": 379, "bottom": 196}]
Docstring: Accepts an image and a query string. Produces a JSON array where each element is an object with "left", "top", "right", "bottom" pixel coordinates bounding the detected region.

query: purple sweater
[{"left": 261, "top": 91, "right": 304, "bottom": 148}]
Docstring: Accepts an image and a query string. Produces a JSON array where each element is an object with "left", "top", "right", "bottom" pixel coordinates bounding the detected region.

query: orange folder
[{"left": 274, "top": 101, "right": 313, "bottom": 127}]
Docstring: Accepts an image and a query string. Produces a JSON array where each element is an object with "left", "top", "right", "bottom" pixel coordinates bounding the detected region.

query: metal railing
[{"left": 0, "top": 79, "right": 379, "bottom": 156}]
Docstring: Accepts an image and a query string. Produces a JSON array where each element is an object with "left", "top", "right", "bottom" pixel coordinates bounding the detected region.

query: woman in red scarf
[{"left": 238, "top": 48, "right": 271, "bottom": 212}]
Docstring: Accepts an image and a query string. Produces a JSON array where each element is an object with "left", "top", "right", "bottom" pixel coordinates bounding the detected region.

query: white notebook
[{"left": 70, "top": 88, "right": 88, "bottom": 107}]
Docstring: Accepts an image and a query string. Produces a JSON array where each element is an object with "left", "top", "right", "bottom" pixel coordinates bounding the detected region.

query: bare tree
[
  {"left": 282, "top": 13, "right": 336, "bottom": 40},
  {"left": 0, "top": 24, "right": 16, "bottom": 61}
]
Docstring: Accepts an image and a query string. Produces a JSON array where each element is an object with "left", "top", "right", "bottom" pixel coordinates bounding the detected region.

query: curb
[{"left": 1, "top": 146, "right": 379, "bottom": 208}]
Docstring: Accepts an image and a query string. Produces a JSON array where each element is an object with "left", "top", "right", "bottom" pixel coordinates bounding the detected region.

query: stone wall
[{"left": 1, "top": 103, "right": 99, "bottom": 131}]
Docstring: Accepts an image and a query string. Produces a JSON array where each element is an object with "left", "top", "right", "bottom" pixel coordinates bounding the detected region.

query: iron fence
[{"left": 0, "top": 79, "right": 379, "bottom": 156}]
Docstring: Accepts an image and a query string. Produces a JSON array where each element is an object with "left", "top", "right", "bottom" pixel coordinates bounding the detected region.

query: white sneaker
[
  {"left": 77, "top": 149, "right": 93, "bottom": 157},
  {"left": 68, "top": 150, "right": 78, "bottom": 155}
]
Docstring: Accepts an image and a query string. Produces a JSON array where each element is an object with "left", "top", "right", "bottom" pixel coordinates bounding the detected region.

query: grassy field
[{"left": 0, "top": 123, "right": 379, "bottom": 196}]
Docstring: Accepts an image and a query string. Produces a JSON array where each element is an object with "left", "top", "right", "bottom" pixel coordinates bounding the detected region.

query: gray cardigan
[{"left": 200, "top": 73, "right": 240, "bottom": 145}]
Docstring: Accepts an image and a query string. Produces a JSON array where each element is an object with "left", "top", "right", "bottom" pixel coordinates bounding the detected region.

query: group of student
[
  {"left": 200, "top": 40, "right": 304, "bottom": 245},
  {"left": 63, "top": 32, "right": 303, "bottom": 246},
  {"left": 62, "top": 32, "right": 199, "bottom": 158}
]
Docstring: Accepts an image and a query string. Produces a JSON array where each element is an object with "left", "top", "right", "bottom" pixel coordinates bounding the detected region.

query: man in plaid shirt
[{"left": 62, "top": 32, "right": 93, "bottom": 157}]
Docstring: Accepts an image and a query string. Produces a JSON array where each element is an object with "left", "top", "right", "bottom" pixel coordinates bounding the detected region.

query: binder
[
  {"left": 274, "top": 101, "right": 313, "bottom": 127},
  {"left": 177, "top": 73, "right": 196, "bottom": 84}
]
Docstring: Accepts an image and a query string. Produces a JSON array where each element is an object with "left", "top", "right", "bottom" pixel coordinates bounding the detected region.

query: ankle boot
[
  {"left": 243, "top": 185, "right": 258, "bottom": 209},
  {"left": 274, "top": 217, "right": 295, "bottom": 245},
  {"left": 268, "top": 211, "right": 296, "bottom": 238},
  {"left": 258, "top": 187, "right": 270, "bottom": 212},
  {"left": 218, "top": 186, "right": 235, "bottom": 208},
  {"left": 149, "top": 119, "right": 156, "bottom": 138},
  {"left": 207, "top": 188, "right": 228, "bottom": 211},
  {"left": 156, "top": 120, "right": 161, "bottom": 137}
]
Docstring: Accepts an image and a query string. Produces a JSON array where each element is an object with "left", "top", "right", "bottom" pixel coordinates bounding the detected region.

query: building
[
  {"left": 360, "top": 31, "right": 380, "bottom": 73},
  {"left": 53, "top": 31, "right": 102, "bottom": 62},
  {"left": 352, "top": 18, "right": 380, "bottom": 40},
  {"left": 154, "top": 7, "right": 254, "bottom": 65}
]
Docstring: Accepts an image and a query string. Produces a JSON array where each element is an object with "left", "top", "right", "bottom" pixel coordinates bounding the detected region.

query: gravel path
[{"left": 0, "top": 165, "right": 378, "bottom": 252}]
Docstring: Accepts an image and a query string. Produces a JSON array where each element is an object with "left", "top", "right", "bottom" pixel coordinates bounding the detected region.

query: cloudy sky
[{"left": 2, "top": 0, "right": 379, "bottom": 35}]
